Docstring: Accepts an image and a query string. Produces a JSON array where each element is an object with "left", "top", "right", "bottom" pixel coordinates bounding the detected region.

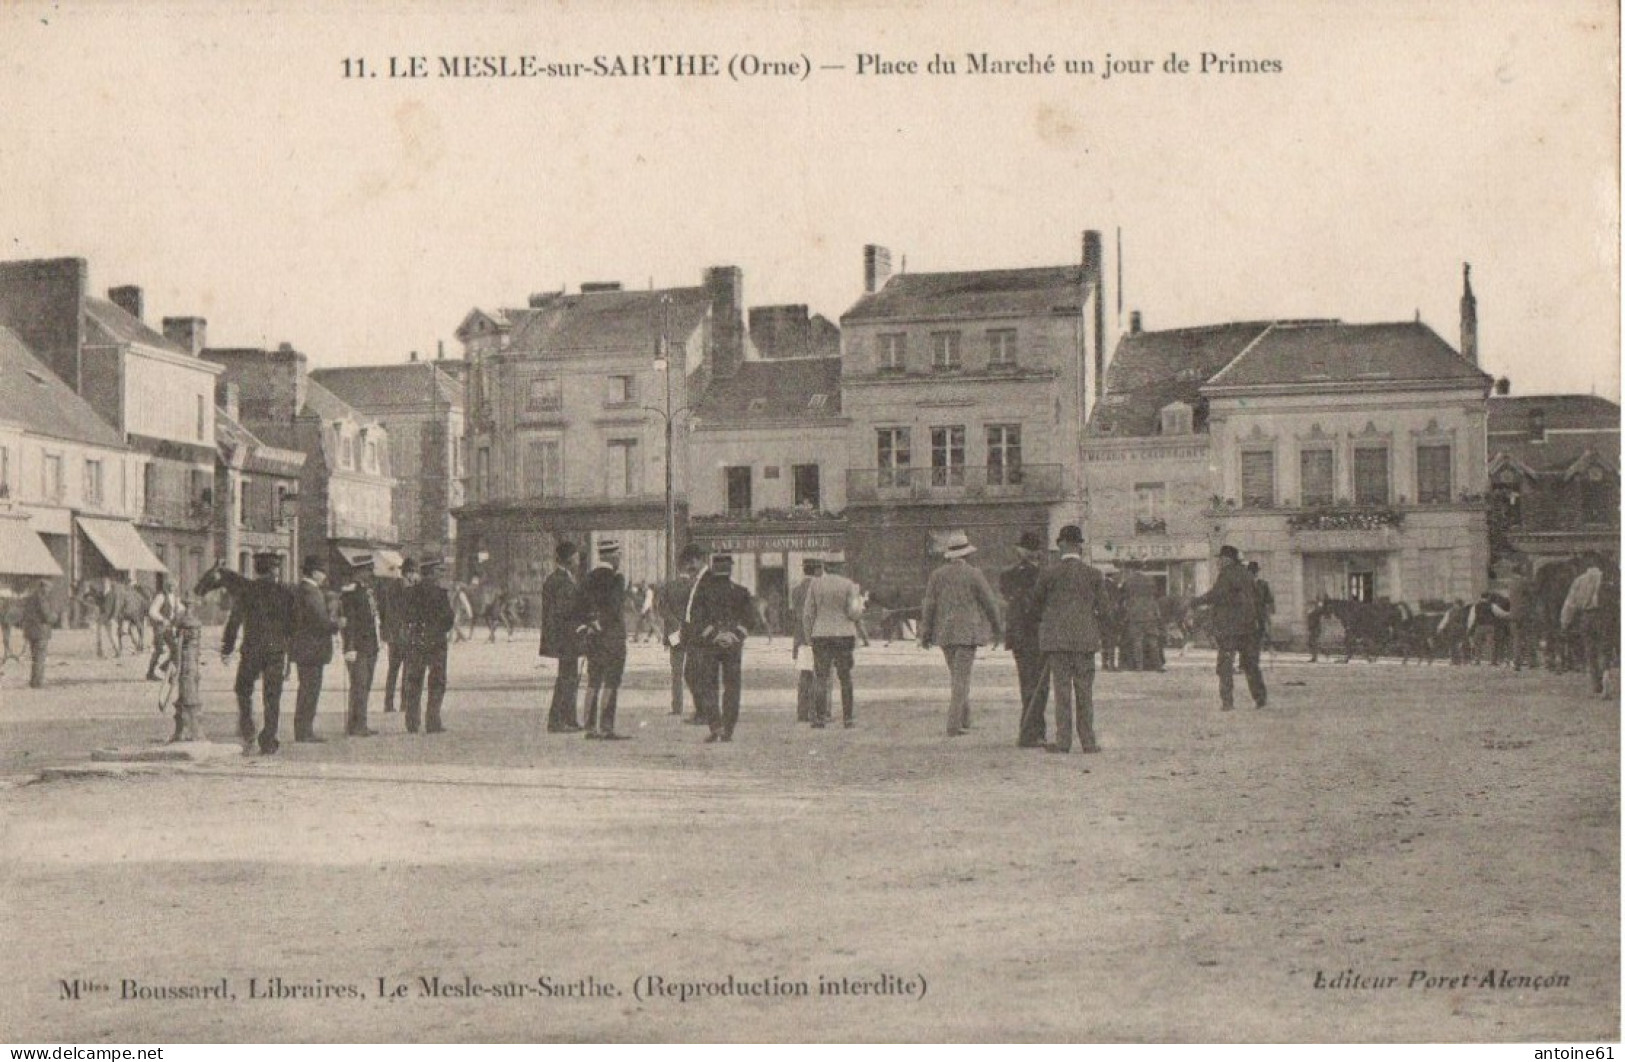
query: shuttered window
[
  {"left": 1416, "top": 444, "right": 1451, "bottom": 503},
  {"left": 1241, "top": 450, "right": 1275, "bottom": 507},
  {"left": 1299, "top": 449, "right": 1334, "bottom": 506},
  {"left": 1354, "top": 446, "right": 1390, "bottom": 505},
  {"left": 524, "top": 439, "right": 561, "bottom": 498}
]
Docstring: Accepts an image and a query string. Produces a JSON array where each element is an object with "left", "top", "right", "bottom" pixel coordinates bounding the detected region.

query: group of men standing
[{"left": 223, "top": 550, "right": 453, "bottom": 755}]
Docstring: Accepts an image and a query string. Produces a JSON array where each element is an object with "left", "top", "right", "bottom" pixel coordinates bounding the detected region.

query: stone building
[
  {"left": 1487, "top": 393, "right": 1619, "bottom": 569},
  {"left": 455, "top": 268, "right": 746, "bottom": 605},
  {"left": 836, "top": 234, "right": 1108, "bottom": 598},
  {"left": 202, "top": 344, "right": 399, "bottom": 574},
  {"left": 311, "top": 357, "right": 464, "bottom": 566},
  {"left": 1201, "top": 317, "right": 1494, "bottom": 636},
  {"left": 214, "top": 397, "right": 305, "bottom": 577},
  {"left": 0, "top": 259, "right": 223, "bottom": 593}
]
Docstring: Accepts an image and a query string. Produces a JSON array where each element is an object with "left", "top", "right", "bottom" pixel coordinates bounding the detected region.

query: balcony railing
[
  {"left": 847, "top": 464, "right": 1062, "bottom": 504},
  {"left": 1286, "top": 506, "right": 1405, "bottom": 533},
  {"left": 331, "top": 515, "right": 399, "bottom": 541},
  {"left": 1134, "top": 516, "right": 1168, "bottom": 535},
  {"left": 138, "top": 496, "right": 214, "bottom": 529}
]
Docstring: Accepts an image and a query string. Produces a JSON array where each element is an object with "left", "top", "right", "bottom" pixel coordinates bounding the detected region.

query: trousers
[
  {"left": 811, "top": 636, "right": 856, "bottom": 723},
  {"left": 547, "top": 654, "right": 581, "bottom": 729},
  {"left": 401, "top": 644, "right": 448, "bottom": 733},
  {"left": 583, "top": 641, "right": 627, "bottom": 735},
  {"left": 693, "top": 647, "right": 743, "bottom": 737},
  {"left": 941, "top": 645, "right": 977, "bottom": 734},
  {"left": 234, "top": 649, "right": 286, "bottom": 750},
  {"left": 293, "top": 662, "right": 325, "bottom": 739},
  {"left": 1215, "top": 631, "right": 1267, "bottom": 708},
  {"left": 346, "top": 652, "right": 376, "bottom": 734},
  {"left": 1048, "top": 650, "right": 1097, "bottom": 752},
  {"left": 1012, "top": 644, "right": 1049, "bottom": 745}
]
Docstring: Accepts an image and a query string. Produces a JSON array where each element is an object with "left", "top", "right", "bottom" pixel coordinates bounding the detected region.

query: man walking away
[
  {"left": 575, "top": 539, "right": 630, "bottom": 740},
  {"left": 803, "top": 554, "right": 864, "bottom": 728},
  {"left": 337, "top": 553, "right": 381, "bottom": 737},
  {"left": 21, "top": 577, "right": 60, "bottom": 689},
  {"left": 221, "top": 552, "right": 293, "bottom": 754},
  {"left": 790, "top": 557, "right": 822, "bottom": 723},
  {"left": 1121, "top": 568, "right": 1162, "bottom": 672},
  {"left": 690, "top": 553, "right": 754, "bottom": 743},
  {"left": 289, "top": 556, "right": 339, "bottom": 742},
  {"left": 400, "top": 556, "right": 455, "bottom": 734},
  {"left": 658, "top": 544, "right": 708, "bottom": 719},
  {"left": 1247, "top": 561, "right": 1276, "bottom": 654},
  {"left": 1029, "top": 525, "right": 1108, "bottom": 754},
  {"left": 539, "top": 541, "right": 584, "bottom": 732},
  {"left": 919, "top": 531, "right": 1003, "bottom": 737},
  {"left": 1561, "top": 553, "right": 1611, "bottom": 697},
  {"left": 1192, "top": 545, "right": 1267, "bottom": 711},
  {"left": 1000, "top": 530, "right": 1050, "bottom": 747}
]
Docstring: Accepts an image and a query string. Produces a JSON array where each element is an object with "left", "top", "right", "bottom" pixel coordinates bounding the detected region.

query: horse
[
  {"left": 1532, "top": 559, "right": 1583, "bottom": 672},
  {"left": 1396, "top": 608, "right": 1450, "bottom": 665},
  {"left": 483, "top": 590, "right": 521, "bottom": 642},
  {"left": 77, "top": 577, "right": 150, "bottom": 657},
  {"left": 1306, "top": 598, "right": 1404, "bottom": 662}
]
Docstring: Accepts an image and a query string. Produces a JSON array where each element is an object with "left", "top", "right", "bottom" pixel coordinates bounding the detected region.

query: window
[
  {"left": 274, "top": 483, "right": 289, "bottom": 526},
  {"left": 930, "top": 426, "right": 966, "bottom": 486},
  {"left": 1134, "top": 482, "right": 1167, "bottom": 532},
  {"left": 1581, "top": 469, "right": 1613, "bottom": 525},
  {"left": 196, "top": 395, "right": 206, "bottom": 441},
  {"left": 524, "top": 439, "right": 562, "bottom": 498},
  {"left": 526, "top": 375, "right": 563, "bottom": 413},
  {"left": 606, "top": 438, "right": 639, "bottom": 497},
  {"left": 725, "top": 466, "right": 753, "bottom": 514},
  {"left": 988, "top": 329, "right": 1017, "bottom": 367},
  {"left": 931, "top": 332, "right": 962, "bottom": 371},
  {"left": 142, "top": 462, "right": 158, "bottom": 510},
  {"left": 364, "top": 439, "right": 378, "bottom": 474},
  {"left": 606, "top": 375, "right": 636, "bottom": 405},
  {"left": 807, "top": 393, "right": 828, "bottom": 411},
  {"left": 476, "top": 446, "right": 491, "bottom": 500},
  {"left": 987, "top": 424, "right": 1023, "bottom": 486},
  {"left": 238, "top": 550, "right": 251, "bottom": 575},
  {"left": 877, "top": 428, "right": 911, "bottom": 487},
  {"left": 1416, "top": 444, "right": 1452, "bottom": 504},
  {"left": 0, "top": 446, "right": 9, "bottom": 497},
  {"left": 341, "top": 433, "right": 355, "bottom": 470},
  {"left": 453, "top": 436, "right": 464, "bottom": 477},
  {"left": 43, "top": 453, "right": 63, "bottom": 501},
  {"left": 1160, "top": 403, "right": 1193, "bottom": 436},
  {"left": 763, "top": 466, "right": 780, "bottom": 480},
  {"left": 1300, "top": 448, "right": 1335, "bottom": 506},
  {"left": 1240, "top": 450, "right": 1275, "bottom": 508},
  {"left": 878, "top": 333, "right": 906, "bottom": 372},
  {"left": 83, "top": 459, "right": 103, "bottom": 506},
  {"left": 747, "top": 398, "right": 767, "bottom": 414},
  {"left": 792, "top": 464, "right": 821, "bottom": 509},
  {"left": 1353, "top": 446, "right": 1390, "bottom": 505},
  {"left": 238, "top": 477, "right": 251, "bottom": 525}
]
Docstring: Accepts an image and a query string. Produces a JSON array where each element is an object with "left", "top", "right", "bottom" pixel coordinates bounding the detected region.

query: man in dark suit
[
  {"left": 1247, "top": 561, "right": 1276, "bottom": 652},
  {"left": 1000, "top": 530, "right": 1049, "bottom": 748},
  {"left": 337, "top": 553, "right": 380, "bottom": 737},
  {"left": 1029, "top": 524, "right": 1109, "bottom": 754},
  {"left": 288, "top": 555, "right": 339, "bottom": 742},
  {"left": 221, "top": 551, "right": 294, "bottom": 755},
  {"left": 378, "top": 562, "right": 408, "bottom": 713},
  {"left": 657, "top": 544, "right": 709, "bottom": 719},
  {"left": 690, "top": 553, "right": 754, "bottom": 743},
  {"left": 539, "top": 540, "right": 583, "bottom": 732},
  {"left": 574, "top": 539, "right": 630, "bottom": 741},
  {"left": 400, "top": 556, "right": 456, "bottom": 734},
  {"left": 1193, "top": 545, "right": 1266, "bottom": 711},
  {"left": 20, "top": 577, "right": 60, "bottom": 689}
]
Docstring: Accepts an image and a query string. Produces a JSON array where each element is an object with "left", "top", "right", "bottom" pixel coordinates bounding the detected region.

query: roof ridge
[{"left": 1203, "top": 322, "right": 1278, "bottom": 385}]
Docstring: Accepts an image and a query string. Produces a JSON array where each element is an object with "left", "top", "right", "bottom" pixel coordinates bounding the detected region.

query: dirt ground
[{"left": 0, "top": 629, "right": 1617, "bottom": 1042}]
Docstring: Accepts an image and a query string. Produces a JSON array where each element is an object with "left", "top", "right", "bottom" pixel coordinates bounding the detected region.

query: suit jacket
[
  {"left": 803, "top": 573, "right": 862, "bottom": 640},
  {"left": 920, "top": 559, "right": 1002, "bottom": 648},
  {"left": 790, "top": 577, "right": 814, "bottom": 651},
  {"left": 998, "top": 560, "right": 1043, "bottom": 651},
  {"left": 1193, "top": 562, "right": 1259, "bottom": 639},
  {"left": 657, "top": 573, "right": 697, "bottom": 642},
  {"left": 538, "top": 567, "right": 579, "bottom": 658},
  {"left": 338, "top": 582, "right": 380, "bottom": 657},
  {"left": 573, "top": 566, "right": 628, "bottom": 644},
  {"left": 401, "top": 580, "right": 455, "bottom": 652},
  {"left": 689, "top": 572, "right": 753, "bottom": 652},
  {"left": 1121, "top": 570, "right": 1160, "bottom": 626},
  {"left": 289, "top": 578, "right": 339, "bottom": 665},
  {"left": 1031, "top": 555, "right": 1108, "bottom": 653},
  {"left": 222, "top": 577, "right": 294, "bottom": 657},
  {"left": 21, "top": 585, "right": 60, "bottom": 638},
  {"left": 376, "top": 579, "right": 404, "bottom": 645}
]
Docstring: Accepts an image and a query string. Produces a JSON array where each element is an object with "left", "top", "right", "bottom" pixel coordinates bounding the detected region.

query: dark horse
[
  {"left": 1307, "top": 598, "right": 1405, "bottom": 662},
  {"left": 1531, "top": 559, "right": 1583, "bottom": 672}
]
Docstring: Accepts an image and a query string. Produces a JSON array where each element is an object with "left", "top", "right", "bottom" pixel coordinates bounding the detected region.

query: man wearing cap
[
  {"left": 539, "top": 540, "right": 585, "bottom": 732},
  {"left": 573, "top": 539, "right": 630, "bottom": 740},
  {"left": 1030, "top": 525, "right": 1109, "bottom": 753},
  {"left": 222, "top": 552, "right": 294, "bottom": 754},
  {"left": 1192, "top": 545, "right": 1267, "bottom": 711},
  {"left": 337, "top": 552, "right": 381, "bottom": 737},
  {"left": 1000, "top": 531, "right": 1050, "bottom": 747},
  {"left": 789, "top": 556, "right": 823, "bottom": 723},
  {"left": 288, "top": 555, "right": 340, "bottom": 742},
  {"left": 803, "top": 554, "right": 865, "bottom": 728},
  {"left": 690, "top": 553, "right": 754, "bottom": 742},
  {"left": 919, "top": 531, "right": 1003, "bottom": 737},
  {"left": 400, "top": 556, "right": 456, "bottom": 733},
  {"left": 657, "top": 543, "right": 710, "bottom": 721}
]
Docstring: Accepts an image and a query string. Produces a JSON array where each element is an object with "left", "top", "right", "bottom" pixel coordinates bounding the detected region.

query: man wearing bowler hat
[
  {"left": 574, "top": 538, "right": 630, "bottom": 740},
  {"left": 400, "top": 555, "right": 456, "bottom": 733},
  {"left": 919, "top": 530, "right": 1003, "bottom": 737},
  {"left": 289, "top": 555, "right": 340, "bottom": 742},
  {"left": 1192, "top": 544, "right": 1267, "bottom": 711},
  {"left": 539, "top": 540, "right": 584, "bottom": 732},
  {"left": 689, "top": 552, "right": 754, "bottom": 743},
  {"left": 1000, "top": 530, "right": 1050, "bottom": 747},
  {"left": 221, "top": 551, "right": 294, "bottom": 754},
  {"left": 1029, "top": 524, "right": 1109, "bottom": 753},
  {"left": 336, "top": 551, "right": 381, "bottom": 737}
]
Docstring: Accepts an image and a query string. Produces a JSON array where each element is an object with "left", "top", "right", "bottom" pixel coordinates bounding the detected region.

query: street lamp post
[{"left": 648, "top": 295, "right": 692, "bottom": 581}]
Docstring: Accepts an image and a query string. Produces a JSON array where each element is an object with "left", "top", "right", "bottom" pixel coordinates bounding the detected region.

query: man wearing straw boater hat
[
  {"left": 574, "top": 537, "right": 630, "bottom": 740},
  {"left": 919, "top": 530, "right": 1003, "bottom": 737},
  {"left": 802, "top": 551, "right": 865, "bottom": 728},
  {"left": 1029, "top": 524, "right": 1109, "bottom": 754}
]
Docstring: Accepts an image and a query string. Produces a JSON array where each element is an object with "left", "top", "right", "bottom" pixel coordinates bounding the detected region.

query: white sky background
[{"left": 0, "top": 0, "right": 1617, "bottom": 400}]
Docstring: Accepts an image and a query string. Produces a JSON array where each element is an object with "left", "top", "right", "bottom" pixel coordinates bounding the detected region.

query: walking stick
[{"left": 1021, "top": 656, "right": 1051, "bottom": 737}]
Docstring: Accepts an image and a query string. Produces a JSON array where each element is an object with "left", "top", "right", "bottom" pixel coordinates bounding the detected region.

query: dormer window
[
  {"left": 807, "top": 393, "right": 828, "bottom": 411},
  {"left": 1529, "top": 408, "right": 1546, "bottom": 442},
  {"left": 1159, "top": 401, "right": 1194, "bottom": 436},
  {"left": 747, "top": 398, "right": 767, "bottom": 414}
]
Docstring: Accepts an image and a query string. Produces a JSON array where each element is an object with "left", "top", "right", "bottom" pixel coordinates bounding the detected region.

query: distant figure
[
  {"left": 1121, "top": 568, "right": 1163, "bottom": 672},
  {"left": 803, "top": 555, "right": 865, "bottom": 728},
  {"left": 1247, "top": 561, "right": 1276, "bottom": 652},
  {"left": 689, "top": 553, "right": 755, "bottom": 743},
  {"left": 145, "top": 573, "right": 184, "bottom": 681},
  {"left": 21, "top": 577, "right": 60, "bottom": 689},
  {"left": 658, "top": 545, "right": 710, "bottom": 721},
  {"left": 289, "top": 556, "right": 339, "bottom": 742},
  {"left": 452, "top": 582, "right": 475, "bottom": 642},
  {"left": 221, "top": 552, "right": 295, "bottom": 754},
  {"left": 634, "top": 581, "right": 659, "bottom": 643},
  {"left": 1192, "top": 546, "right": 1266, "bottom": 711},
  {"left": 539, "top": 541, "right": 584, "bottom": 733},
  {"left": 400, "top": 556, "right": 456, "bottom": 734},
  {"left": 337, "top": 553, "right": 381, "bottom": 737},
  {"left": 575, "top": 540, "right": 630, "bottom": 740},
  {"left": 1561, "top": 553, "right": 1613, "bottom": 697},
  {"left": 919, "top": 531, "right": 1003, "bottom": 737},
  {"left": 378, "top": 566, "right": 408, "bottom": 713},
  {"left": 790, "top": 557, "right": 822, "bottom": 723}
]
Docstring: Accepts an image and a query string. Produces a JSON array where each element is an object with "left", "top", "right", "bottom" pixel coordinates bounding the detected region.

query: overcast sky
[{"left": 1, "top": 0, "right": 1616, "bottom": 399}]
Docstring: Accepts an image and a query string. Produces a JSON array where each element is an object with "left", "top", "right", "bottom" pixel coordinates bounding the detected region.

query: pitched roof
[
  {"left": 217, "top": 406, "right": 305, "bottom": 475},
  {"left": 841, "top": 265, "right": 1088, "bottom": 323},
  {"left": 0, "top": 325, "right": 125, "bottom": 447},
  {"left": 1205, "top": 320, "right": 1492, "bottom": 392},
  {"left": 82, "top": 297, "right": 188, "bottom": 354},
  {"left": 695, "top": 357, "right": 843, "bottom": 421},
  {"left": 1488, "top": 394, "right": 1620, "bottom": 475},
  {"left": 748, "top": 309, "right": 840, "bottom": 361},
  {"left": 310, "top": 364, "right": 464, "bottom": 412},
  {"left": 1089, "top": 322, "right": 1278, "bottom": 436},
  {"left": 506, "top": 288, "right": 712, "bottom": 356},
  {"left": 302, "top": 378, "right": 379, "bottom": 427}
]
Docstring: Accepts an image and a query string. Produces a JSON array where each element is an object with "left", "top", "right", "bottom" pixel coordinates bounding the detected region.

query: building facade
[
  {"left": 1487, "top": 393, "right": 1619, "bottom": 569},
  {"left": 311, "top": 358, "right": 464, "bottom": 565},
  {"left": 836, "top": 235, "right": 1107, "bottom": 598},
  {"left": 215, "top": 398, "right": 305, "bottom": 577}
]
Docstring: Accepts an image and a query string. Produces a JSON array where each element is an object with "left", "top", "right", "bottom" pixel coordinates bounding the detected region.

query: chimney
[
  {"left": 222, "top": 381, "right": 240, "bottom": 423},
  {"left": 580, "top": 282, "right": 623, "bottom": 294},
  {"left": 1460, "top": 262, "right": 1478, "bottom": 366},
  {"left": 863, "top": 245, "right": 893, "bottom": 294},
  {"left": 161, "top": 316, "right": 207, "bottom": 356},
  {"left": 1129, "top": 310, "right": 1143, "bottom": 335},
  {"left": 704, "top": 265, "right": 745, "bottom": 379},
  {"left": 1082, "top": 230, "right": 1106, "bottom": 402},
  {"left": 410, "top": 350, "right": 419, "bottom": 363},
  {"left": 108, "top": 285, "right": 143, "bottom": 321},
  {"left": 437, "top": 339, "right": 445, "bottom": 361},
  {"left": 1494, "top": 376, "right": 1511, "bottom": 395}
]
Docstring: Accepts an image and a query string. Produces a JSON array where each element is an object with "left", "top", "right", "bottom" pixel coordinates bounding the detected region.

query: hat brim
[{"left": 944, "top": 544, "right": 977, "bottom": 559}]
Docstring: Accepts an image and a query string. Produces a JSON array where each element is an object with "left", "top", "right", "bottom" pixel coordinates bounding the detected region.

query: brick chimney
[
  {"left": 704, "top": 266, "right": 745, "bottom": 379},
  {"left": 1129, "top": 310, "right": 1143, "bottom": 335},
  {"left": 1459, "top": 263, "right": 1478, "bottom": 366},
  {"left": 0, "top": 257, "right": 88, "bottom": 392},
  {"left": 863, "top": 245, "right": 893, "bottom": 294},
  {"left": 108, "top": 285, "right": 143, "bottom": 321},
  {"left": 1082, "top": 230, "right": 1105, "bottom": 401},
  {"left": 162, "top": 316, "right": 207, "bottom": 356}
]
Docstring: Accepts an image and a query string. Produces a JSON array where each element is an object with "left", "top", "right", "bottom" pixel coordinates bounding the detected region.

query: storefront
[
  {"left": 687, "top": 523, "right": 847, "bottom": 634},
  {"left": 1089, "top": 538, "right": 1210, "bottom": 598}
]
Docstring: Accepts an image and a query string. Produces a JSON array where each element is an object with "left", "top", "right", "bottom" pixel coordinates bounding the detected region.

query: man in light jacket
[
  {"left": 1029, "top": 525, "right": 1109, "bottom": 754},
  {"left": 919, "top": 530, "right": 1003, "bottom": 737},
  {"left": 803, "top": 554, "right": 865, "bottom": 728}
]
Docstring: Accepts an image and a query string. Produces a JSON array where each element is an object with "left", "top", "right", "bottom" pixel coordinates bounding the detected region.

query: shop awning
[
  {"left": 373, "top": 549, "right": 404, "bottom": 578},
  {"left": 0, "top": 517, "right": 63, "bottom": 576},
  {"left": 77, "top": 516, "right": 167, "bottom": 573}
]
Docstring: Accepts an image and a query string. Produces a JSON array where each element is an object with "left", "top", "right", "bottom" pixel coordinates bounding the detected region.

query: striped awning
[
  {"left": 77, "top": 516, "right": 167, "bottom": 573},
  {"left": 0, "top": 517, "right": 63, "bottom": 576}
]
